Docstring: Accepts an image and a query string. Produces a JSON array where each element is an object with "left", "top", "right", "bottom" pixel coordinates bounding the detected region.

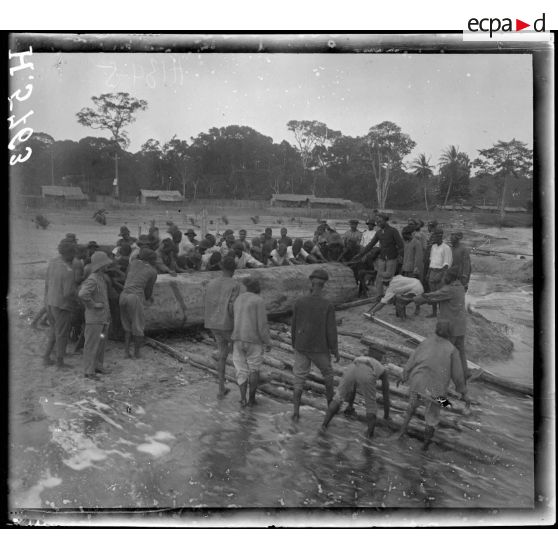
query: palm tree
[
  {"left": 438, "top": 145, "right": 471, "bottom": 206},
  {"left": 411, "top": 153, "right": 433, "bottom": 212}
]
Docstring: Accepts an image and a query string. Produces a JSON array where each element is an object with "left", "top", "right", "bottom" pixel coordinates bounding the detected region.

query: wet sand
[{"left": 9, "top": 207, "right": 535, "bottom": 516}]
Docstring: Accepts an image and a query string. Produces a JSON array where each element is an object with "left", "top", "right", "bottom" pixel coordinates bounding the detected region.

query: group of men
[
  {"left": 42, "top": 231, "right": 158, "bottom": 378},
  {"left": 40, "top": 212, "right": 472, "bottom": 448},
  {"left": 203, "top": 256, "right": 471, "bottom": 450}
]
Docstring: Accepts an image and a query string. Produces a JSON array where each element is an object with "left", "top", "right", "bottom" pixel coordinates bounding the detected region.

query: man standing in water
[
  {"left": 119, "top": 248, "right": 158, "bottom": 359},
  {"left": 414, "top": 267, "right": 469, "bottom": 379},
  {"left": 204, "top": 255, "right": 244, "bottom": 399},
  {"left": 394, "top": 320, "right": 470, "bottom": 450},
  {"left": 291, "top": 268, "right": 340, "bottom": 421},
  {"left": 321, "top": 347, "right": 391, "bottom": 438},
  {"left": 231, "top": 278, "right": 272, "bottom": 407},
  {"left": 78, "top": 251, "right": 113, "bottom": 378}
]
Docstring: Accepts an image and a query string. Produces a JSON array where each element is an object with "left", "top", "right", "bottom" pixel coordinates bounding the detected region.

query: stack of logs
[{"left": 146, "top": 322, "right": 517, "bottom": 464}]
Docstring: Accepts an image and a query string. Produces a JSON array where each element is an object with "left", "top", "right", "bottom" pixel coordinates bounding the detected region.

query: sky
[{"left": 14, "top": 51, "right": 533, "bottom": 165}]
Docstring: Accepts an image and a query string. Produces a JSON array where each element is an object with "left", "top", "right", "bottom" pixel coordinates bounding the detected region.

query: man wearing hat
[
  {"left": 114, "top": 226, "right": 138, "bottom": 259},
  {"left": 179, "top": 229, "right": 199, "bottom": 257},
  {"left": 130, "top": 235, "right": 151, "bottom": 262},
  {"left": 119, "top": 247, "right": 158, "bottom": 359},
  {"left": 321, "top": 346, "right": 391, "bottom": 439},
  {"left": 450, "top": 231, "right": 471, "bottom": 292},
  {"left": 357, "top": 213, "right": 404, "bottom": 303},
  {"left": 425, "top": 229, "right": 453, "bottom": 318},
  {"left": 291, "top": 268, "right": 340, "bottom": 421},
  {"left": 43, "top": 239, "right": 79, "bottom": 369},
  {"left": 78, "top": 251, "right": 113, "bottom": 377},
  {"left": 343, "top": 219, "right": 362, "bottom": 247}
]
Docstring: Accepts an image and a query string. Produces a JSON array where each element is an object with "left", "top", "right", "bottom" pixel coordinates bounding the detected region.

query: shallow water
[
  {"left": 468, "top": 276, "right": 533, "bottom": 384},
  {"left": 9, "top": 339, "right": 534, "bottom": 513}
]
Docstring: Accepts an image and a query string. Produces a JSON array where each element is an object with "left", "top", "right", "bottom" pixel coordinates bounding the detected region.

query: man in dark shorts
[
  {"left": 321, "top": 347, "right": 391, "bottom": 438},
  {"left": 204, "top": 255, "right": 244, "bottom": 398},
  {"left": 291, "top": 268, "right": 340, "bottom": 421},
  {"left": 119, "top": 248, "right": 158, "bottom": 359}
]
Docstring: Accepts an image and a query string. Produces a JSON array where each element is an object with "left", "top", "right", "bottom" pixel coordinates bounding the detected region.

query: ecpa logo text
[{"left": 468, "top": 13, "right": 546, "bottom": 37}]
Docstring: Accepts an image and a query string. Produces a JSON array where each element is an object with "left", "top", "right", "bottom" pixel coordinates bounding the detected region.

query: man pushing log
[{"left": 320, "top": 346, "right": 391, "bottom": 438}]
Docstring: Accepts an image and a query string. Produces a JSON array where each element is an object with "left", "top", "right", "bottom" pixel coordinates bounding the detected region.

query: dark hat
[
  {"left": 407, "top": 218, "right": 418, "bottom": 226},
  {"left": 221, "top": 255, "right": 237, "bottom": 272},
  {"left": 402, "top": 225, "right": 415, "bottom": 236},
  {"left": 365, "top": 218, "right": 376, "bottom": 225},
  {"left": 349, "top": 219, "right": 359, "bottom": 224},
  {"left": 119, "top": 226, "right": 130, "bottom": 236},
  {"left": 90, "top": 251, "right": 112, "bottom": 273},
  {"left": 378, "top": 212, "right": 390, "bottom": 220},
  {"left": 223, "top": 229, "right": 234, "bottom": 236},
  {"left": 185, "top": 228, "right": 197, "bottom": 237},
  {"left": 65, "top": 233, "right": 78, "bottom": 243},
  {"left": 199, "top": 239, "right": 211, "bottom": 251},
  {"left": 87, "top": 240, "right": 99, "bottom": 249},
  {"left": 138, "top": 247, "right": 157, "bottom": 265},
  {"left": 309, "top": 268, "right": 329, "bottom": 282},
  {"left": 137, "top": 234, "right": 151, "bottom": 246}
]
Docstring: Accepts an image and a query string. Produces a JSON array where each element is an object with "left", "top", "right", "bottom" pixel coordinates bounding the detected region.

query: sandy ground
[{"left": 7, "top": 206, "right": 535, "bottom": 518}]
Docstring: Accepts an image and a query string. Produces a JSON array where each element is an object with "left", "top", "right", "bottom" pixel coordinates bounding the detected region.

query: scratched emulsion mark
[
  {"left": 14, "top": 470, "right": 62, "bottom": 508},
  {"left": 136, "top": 431, "right": 176, "bottom": 457}
]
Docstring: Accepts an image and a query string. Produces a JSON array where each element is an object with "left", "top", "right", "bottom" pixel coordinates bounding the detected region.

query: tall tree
[
  {"left": 410, "top": 153, "right": 434, "bottom": 212},
  {"left": 363, "top": 121, "right": 416, "bottom": 209},
  {"left": 438, "top": 145, "right": 471, "bottom": 206},
  {"left": 76, "top": 92, "right": 148, "bottom": 197},
  {"left": 472, "top": 139, "right": 533, "bottom": 226},
  {"left": 163, "top": 136, "right": 194, "bottom": 198}
]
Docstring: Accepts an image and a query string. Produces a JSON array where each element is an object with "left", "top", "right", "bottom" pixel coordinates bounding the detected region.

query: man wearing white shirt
[
  {"left": 360, "top": 219, "right": 377, "bottom": 248},
  {"left": 269, "top": 243, "right": 292, "bottom": 266},
  {"left": 367, "top": 273, "right": 424, "bottom": 317},
  {"left": 426, "top": 230, "right": 452, "bottom": 318},
  {"left": 287, "top": 240, "right": 310, "bottom": 264},
  {"left": 232, "top": 242, "right": 265, "bottom": 269}
]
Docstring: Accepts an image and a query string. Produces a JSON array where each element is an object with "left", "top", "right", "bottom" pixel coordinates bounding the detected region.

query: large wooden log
[{"left": 145, "top": 263, "right": 357, "bottom": 332}]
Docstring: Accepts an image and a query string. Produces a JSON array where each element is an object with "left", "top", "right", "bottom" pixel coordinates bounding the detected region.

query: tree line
[{"left": 11, "top": 92, "right": 533, "bottom": 215}]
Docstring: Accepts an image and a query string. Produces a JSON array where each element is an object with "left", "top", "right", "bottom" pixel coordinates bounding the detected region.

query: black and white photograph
[{"left": 6, "top": 32, "right": 554, "bottom": 527}]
